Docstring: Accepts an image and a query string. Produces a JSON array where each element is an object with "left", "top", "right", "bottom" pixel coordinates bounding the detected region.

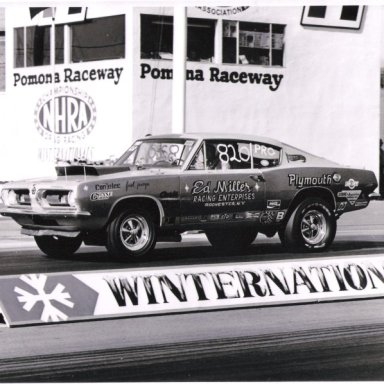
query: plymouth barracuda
[{"left": 0, "top": 133, "right": 378, "bottom": 259}]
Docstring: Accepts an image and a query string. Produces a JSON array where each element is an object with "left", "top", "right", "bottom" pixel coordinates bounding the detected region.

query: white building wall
[
  {"left": 134, "top": 6, "right": 381, "bottom": 178},
  {"left": 3, "top": 5, "right": 132, "bottom": 180},
  {"left": 0, "top": 5, "right": 381, "bottom": 181}
]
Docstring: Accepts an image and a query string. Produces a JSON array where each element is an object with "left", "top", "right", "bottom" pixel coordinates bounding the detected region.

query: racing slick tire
[
  {"left": 106, "top": 208, "right": 157, "bottom": 260},
  {"left": 34, "top": 235, "right": 83, "bottom": 258},
  {"left": 283, "top": 198, "right": 336, "bottom": 252},
  {"left": 206, "top": 227, "right": 257, "bottom": 252}
]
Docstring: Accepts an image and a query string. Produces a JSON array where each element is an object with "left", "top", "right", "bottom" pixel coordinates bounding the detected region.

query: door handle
[{"left": 250, "top": 174, "right": 265, "bottom": 183}]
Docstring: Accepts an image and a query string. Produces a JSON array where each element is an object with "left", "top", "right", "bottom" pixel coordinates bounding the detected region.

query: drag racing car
[{"left": 0, "top": 133, "right": 378, "bottom": 259}]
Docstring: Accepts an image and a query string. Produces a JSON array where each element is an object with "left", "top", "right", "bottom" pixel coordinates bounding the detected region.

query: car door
[{"left": 179, "top": 140, "right": 267, "bottom": 226}]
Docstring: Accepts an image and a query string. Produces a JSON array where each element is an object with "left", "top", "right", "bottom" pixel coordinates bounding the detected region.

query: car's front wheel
[
  {"left": 34, "top": 235, "right": 83, "bottom": 257},
  {"left": 206, "top": 227, "right": 257, "bottom": 252},
  {"left": 106, "top": 208, "right": 157, "bottom": 259},
  {"left": 283, "top": 198, "right": 336, "bottom": 251}
]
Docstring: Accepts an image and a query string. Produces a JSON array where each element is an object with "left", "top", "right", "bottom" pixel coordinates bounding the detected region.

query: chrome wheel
[
  {"left": 120, "top": 215, "right": 150, "bottom": 252},
  {"left": 300, "top": 210, "right": 327, "bottom": 245},
  {"left": 283, "top": 198, "right": 336, "bottom": 252},
  {"left": 107, "top": 208, "right": 157, "bottom": 259}
]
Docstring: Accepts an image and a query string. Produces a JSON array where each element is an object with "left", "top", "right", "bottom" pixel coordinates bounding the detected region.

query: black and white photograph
[{"left": 0, "top": 0, "right": 384, "bottom": 381}]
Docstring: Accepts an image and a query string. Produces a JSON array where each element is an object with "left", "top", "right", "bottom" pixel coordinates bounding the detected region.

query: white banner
[
  {"left": 77, "top": 256, "right": 384, "bottom": 315},
  {"left": 1, "top": 255, "right": 384, "bottom": 326}
]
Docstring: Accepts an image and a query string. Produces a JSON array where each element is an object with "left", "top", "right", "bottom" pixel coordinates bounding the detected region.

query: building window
[
  {"left": 71, "top": 15, "right": 125, "bottom": 63},
  {"left": 55, "top": 25, "right": 64, "bottom": 64},
  {"left": 141, "top": 14, "right": 174, "bottom": 59},
  {"left": 223, "top": 20, "right": 285, "bottom": 66},
  {"left": 301, "top": 6, "right": 365, "bottom": 30},
  {"left": 307, "top": 6, "right": 327, "bottom": 19},
  {"left": 340, "top": 6, "right": 359, "bottom": 21},
  {"left": 14, "top": 26, "right": 51, "bottom": 67},
  {"left": 140, "top": 14, "right": 215, "bottom": 62},
  {"left": 13, "top": 15, "right": 124, "bottom": 68},
  {"left": 14, "top": 27, "right": 24, "bottom": 68},
  {"left": 26, "top": 26, "right": 50, "bottom": 67},
  {"left": 14, "top": 25, "right": 64, "bottom": 68},
  {"left": 0, "top": 8, "right": 5, "bottom": 92},
  {"left": 187, "top": 18, "right": 215, "bottom": 62}
]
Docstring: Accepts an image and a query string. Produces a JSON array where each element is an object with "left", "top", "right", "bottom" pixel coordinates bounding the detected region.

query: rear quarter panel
[{"left": 261, "top": 165, "right": 377, "bottom": 215}]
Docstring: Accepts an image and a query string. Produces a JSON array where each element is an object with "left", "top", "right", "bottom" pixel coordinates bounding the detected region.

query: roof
[{"left": 140, "top": 132, "right": 283, "bottom": 147}]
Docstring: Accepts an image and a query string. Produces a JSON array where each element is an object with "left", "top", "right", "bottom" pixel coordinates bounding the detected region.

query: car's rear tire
[
  {"left": 206, "top": 227, "right": 257, "bottom": 252},
  {"left": 106, "top": 208, "right": 157, "bottom": 259},
  {"left": 283, "top": 198, "right": 336, "bottom": 251},
  {"left": 34, "top": 235, "right": 82, "bottom": 257}
]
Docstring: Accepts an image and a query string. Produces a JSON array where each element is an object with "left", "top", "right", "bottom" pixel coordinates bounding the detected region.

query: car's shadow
[
  {"left": 4, "top": 236, "right": 384, "bottom": 276},
  {"left": 56, "top": 236, "right": 384, "bottom": 268}
]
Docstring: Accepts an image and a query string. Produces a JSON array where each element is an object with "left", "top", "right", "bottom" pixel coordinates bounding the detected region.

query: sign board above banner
[
  {"left": 301, "top": 6, "right": 365, "bottom": 30},
  {"left": 0, "top": 255, "right": 384, "bottom": 327},
  {"left": 30, "top": 7, "right": 87, "bottom": 26}
]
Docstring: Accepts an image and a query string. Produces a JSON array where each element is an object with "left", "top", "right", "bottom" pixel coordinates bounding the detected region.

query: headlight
[
  {"left": 67, "top": 190, "right": 77, "bottom": 207},
  {"left": 1, "top": 189, "right": 17, "bottom": 206},
  {"left": 36, "top": 189, "right": 78, "bottom": 208}
]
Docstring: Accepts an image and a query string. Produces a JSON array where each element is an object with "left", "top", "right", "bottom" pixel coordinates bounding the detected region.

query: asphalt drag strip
[{"left": 1, "top": 322, "right": 384, "bottom": 381}]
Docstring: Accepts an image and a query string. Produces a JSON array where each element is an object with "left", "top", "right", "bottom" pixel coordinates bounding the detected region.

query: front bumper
[
  {"left": 0, "top": 207, "right": 91, "bottom": 217},
  {"left": 0, "top": 207, "right": 92, "bottom": 232},
  {"left": 21, "top": 228, "right": 81, "bottom": 238}
]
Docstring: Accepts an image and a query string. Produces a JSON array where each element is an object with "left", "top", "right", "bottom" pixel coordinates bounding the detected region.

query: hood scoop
[{"left": 56, "top": 165, "right": 130, "bottom": 177}]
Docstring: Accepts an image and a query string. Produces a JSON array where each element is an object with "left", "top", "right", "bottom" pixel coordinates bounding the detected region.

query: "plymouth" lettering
[{"left": 288, "top": 174, "right": 333, "bottom": 189}]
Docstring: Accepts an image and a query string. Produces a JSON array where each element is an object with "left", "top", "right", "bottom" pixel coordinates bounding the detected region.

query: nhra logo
[{"left": 34, "top": 87, "right": 96, "bottom": 143}]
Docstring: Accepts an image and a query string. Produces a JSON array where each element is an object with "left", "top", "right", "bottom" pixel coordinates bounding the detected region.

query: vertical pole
[
  {"left": 51, "top": 9, "right": 56, "bottom": 160},
  {"left": 236, "top": 21, "right": 239, "bottom": 64},
  {"left": 269, "top": 24, "right": 272, "bottom": 66},
  {"left": 215, "top": 18, "right": 222, "bottom": 64},
  {"left": 126, "top": 7, "right": 134, "bottom": 145},
  {"left": 172, "top": 6, "right": 187, "bottom": 134}
]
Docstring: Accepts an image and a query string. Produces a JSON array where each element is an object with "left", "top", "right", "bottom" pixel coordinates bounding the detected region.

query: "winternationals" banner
[{"left": 1, "top": 255, "right": 384, "bottom": 326}]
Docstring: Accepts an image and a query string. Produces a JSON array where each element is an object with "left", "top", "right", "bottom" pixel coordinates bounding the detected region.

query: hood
[{"left": 55, "top": 165, "right": 131, "bottom": 177}]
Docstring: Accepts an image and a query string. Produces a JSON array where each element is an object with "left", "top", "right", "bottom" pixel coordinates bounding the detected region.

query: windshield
[{"left": 115, "top": 138, "right": 196, "bottom": 168}]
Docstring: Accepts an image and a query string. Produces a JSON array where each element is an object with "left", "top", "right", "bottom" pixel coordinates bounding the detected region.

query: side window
[
  {"left": 215, "top": 141, "right": 252, "bottom": 170},
  {"left": 189, "top": 146, "right": 205, "bottom": 170},
  {"left": 189, "top": 140, "right": 281, "bottom": 170},
  {"left": 189, "top": 142, "right": 227, "bottom": 170},
  {"left": 252, "top": 142, "right": 281, "bottom": 168}
]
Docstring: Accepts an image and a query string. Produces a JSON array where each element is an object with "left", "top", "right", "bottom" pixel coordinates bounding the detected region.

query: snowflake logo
[{"left": 14, "top": 274, "right": 74, "bottom": 322}]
